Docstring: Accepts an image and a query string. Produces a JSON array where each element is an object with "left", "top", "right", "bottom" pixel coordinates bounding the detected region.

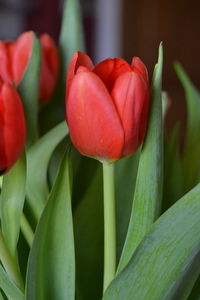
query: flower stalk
[{"left": 102, "top": 162, "right": 116, "bottom": 292}]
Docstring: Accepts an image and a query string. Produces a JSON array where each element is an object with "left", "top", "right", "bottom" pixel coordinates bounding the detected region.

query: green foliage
[
  {"left": 174, "top": 62, "right": 200, "bottom": 193},
  {"left": 117, "top": 43, "right": 163, "bottom": 273},
  {"left": 1, "top": 154, "right": 26, "bottom": 257},
  {"left": 18, "top": 33, "right": 41, "bottom": 146},
  {"left": 103, "top": 183, "right": 200, "bottom": 300},
  {"left": 26, "top": 121, "right": 68, "bottom": 222},
  {"left": 26, "top": 148, "right": 75, "bottom": 300},
  {"left": 73, "top": 163, "right": 104, "bottom": 300},
  {"left": 0, "top": 265, "right": 24, "bottom": 300}
]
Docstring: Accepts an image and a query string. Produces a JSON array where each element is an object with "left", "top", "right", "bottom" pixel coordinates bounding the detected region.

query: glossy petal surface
[
  {"left": 67, "top": 70, "right": 124, "bottom": 160},
  {"left": 0, "top": 42, "right": 14, "bottom": 83},
  {"left": 93, "top": 58, "right": 131, "bottom": 92},
  {"left": 112, "top": 71, "right": 149, "bottom": 156},
  {"left": 0, "top": 84, "right": 26, "bottom": 173},
  {"left": 13, "top": 31, "right": 33, "bottom": 85},
  {"left": 66, "top": 51, "right": 94, "bottom": 99},
  {"left": 131, "top": 57, "right": 148, "bottom": 83}
]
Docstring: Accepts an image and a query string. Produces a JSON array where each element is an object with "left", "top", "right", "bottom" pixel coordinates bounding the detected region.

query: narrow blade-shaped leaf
[
  {"left": 74, "top": 162, "right": 103, "bottom": 300},
  {"left": 174, "top": 62, "right": 200, "bottom": 192},
  {"left": 103, "top": 183, "right": 200, "bottom": 300},
  {"left": 117, "top": 43, "right": 163, "bottom": 272},
  {"left": 26, "top": 121, "right": 68, "bottom": 222},
  {"left": 26, "top": 148, "right": 75, "bottom": 300},
  {"left": 59, "top": 0, "right": 85, "bottom": 83},
  {"left": 0, "top": 265, "right": 24, "bottom": 300},
  {"left": 18, "top": 32, "right": 41, "bottom": 146},
  {"left": 115, "top": 150, "right": 140, "bottom": 262},
  {"left": 1, "top": 154, "right": 26, "bottom": 257},
  {"left": 163, "top": 123, "right": 183, "bottom": 210}
]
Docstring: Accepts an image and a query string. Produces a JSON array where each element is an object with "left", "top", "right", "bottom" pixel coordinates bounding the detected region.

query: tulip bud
[
  {"left": 0, "top": 32, "right": 59, "bottom": 103},
  {"left": 0, "top": 81, "right": 26, "bottom": 174},
  {"left": 66, "top": 52, "right": 150, "bottom": 161},
  {"left": 0, "top": 41, "right": 15, "bottom": 84},
  {"left": 39, "top": 34, "right": 59, "bottom": 102}
]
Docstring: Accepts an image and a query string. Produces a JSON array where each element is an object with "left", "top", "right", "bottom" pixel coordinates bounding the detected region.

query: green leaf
[
  {"left": 115, "top": 150, "right": 140, "bottom": 262},
  {"left": 0, "top": 265, "right": 24, "bottom": 300},
  {"left": 188, "top": 275, "right": 200, "bottom": 300},
  {"left": 174, "top": 62, "right": 200, "bottom": 192},
  {"left": 162, "top": 91, "right": 168, "bottom": 118},
  {"left": 26, "top": 121, "right": 68, "bottom": 222},
  {"left": 18, "top": 32, "right": 41, "bottom": 146},
  {"left": 73, "top": 162, "right": 104, "bottom": 300},
  {"left": 1, "top": 154, "right": 26, "bottom": 257},
  {"left": 26, "top": 147, "right": 75, "bottom": 300},
  {"left": 103, "top": 183, "right": 200, "bottom": 300},
  {"left": 163, "top": 123, "right": 183, "bottom": 210},
  {"left": 59, "top": 0, "right": 85, "bottom": 83},
  {"left": 117, "top": 43, "right": 163, "bottom": 273}
]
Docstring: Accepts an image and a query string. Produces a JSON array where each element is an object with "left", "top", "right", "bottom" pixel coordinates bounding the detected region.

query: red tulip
[
  {"left": 0, "top": 80, "right": 26, "bottom": 174},
  {"left": 0, "top": 32, "right": 59, "bottom": 102},
  {"left": 66, "top": 52, "right": 150, "bottom": 161},
  {"left": 39, "top": 34, "right": 59, "bottom": 102}
]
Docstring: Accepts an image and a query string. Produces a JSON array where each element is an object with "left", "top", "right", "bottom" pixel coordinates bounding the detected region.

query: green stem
[
  {"left": 0, "top": 230, "right": 24, "bottom": 291},
  {"left": 20, "top": 213, "right": 34, "bottom": 247},
  {"left": 102, "top": 162, "right": 116, "bottom": 292}
]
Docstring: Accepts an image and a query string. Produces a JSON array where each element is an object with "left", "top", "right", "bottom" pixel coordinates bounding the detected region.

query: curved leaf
[
  {"left": 26, "top": 121, "right": 68, "bottom": 222},
  {"left": 103, "top": 183, "right": 200, "bottom": 300},
  {"left": 59, "top": 0, "right": 85, "bottom": 83},
  {"left": 18, "top": 32, "right": 41, "bottom": 146},
  {"left": 117, "top": 43, "right": 163, "bottom": 272},
  {"left": 115, "top": 150, "right": 140, "bottom": 262},
  {"left": 174, "top": 62, "right": 200, "bottom": 192},
  {"left": 73, "top": 162, "right": 103, "bottom": 300},
  {"left": 163, "top": 123, "right": 183, "bottom": 210},
  {"left": 26, "top": 148, "right": 75, "bottom": 300},
  {"left": 0, "top": 265, "right": 24, "bottom": 300},
  {"left": 1, "top": 154, "right": 26, "bottom": 257}
]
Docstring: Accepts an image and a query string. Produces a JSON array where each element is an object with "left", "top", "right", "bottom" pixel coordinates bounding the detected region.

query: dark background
[{"left": 1, "top": 0, "right": 199, "bottom": 136}]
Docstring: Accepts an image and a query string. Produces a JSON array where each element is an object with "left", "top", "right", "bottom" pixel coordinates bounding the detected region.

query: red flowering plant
[{"left": 0, "top": 0, "right": 199, "bottom": 300}]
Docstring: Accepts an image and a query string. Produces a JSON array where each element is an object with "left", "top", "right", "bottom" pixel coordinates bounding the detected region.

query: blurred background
[{"left": 1, "top": 0, "right": 199, "bottom": 136}]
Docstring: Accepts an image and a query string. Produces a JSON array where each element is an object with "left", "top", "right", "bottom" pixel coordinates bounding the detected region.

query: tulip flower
[
  {"left": 0, "top": 32, "right": 59, "bottom": 102},
  {"left": 0, "top": 80, "right": 26, "bottom": 174},
  {"left": 66, "top": 51, "right": 149, "bottom": 161},
  {"left": 39, "top": 34, "right": 59, "bottom": 102}
]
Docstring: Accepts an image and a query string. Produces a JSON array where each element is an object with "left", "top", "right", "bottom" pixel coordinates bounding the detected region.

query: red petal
[
  {"left": 111, "top": 71, "right": 149, "bottom": 156},
  {"left": 66, "top": 70, "right": 124, "bottom": 160},
  {"left": 39, "top": 34, "right": 59, "bottom": 102},
  {"left": 0, "top": 83, "right": 26, "bottom": 173},
  {"left": 93, "top": 58, "right": 131, "bottom": 92},
  {"left": 66, "top": 51, "right": 94, "bottom": 99},
  {"left": 12, "top": 31, "right": 34, "bottom": 85},
  {"left": 131, "top": 57, "right": 148, "bottom": 82},
  {"left": 0, "top": 41, "right": 14, "bottom": 83}
]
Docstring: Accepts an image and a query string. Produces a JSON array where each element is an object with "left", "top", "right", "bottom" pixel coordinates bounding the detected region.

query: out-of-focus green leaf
[
  {"left": 188, "top": 275, "right": 200, "bottom": 300},
  {"left": 26, "top": 121, "right": 68, "bottom": 222},
  {"left": 26, "top": 148, "right": 75, "bottom": 300},
  {"left": 163, "top": 123, "right": 183, "bottom": 210},
  {"left": 103, "top": 183, "right": 200, "bottom": 300},
  {"left": 59, "top": 0, "right": 85, "bottom": 84},
  {"left": 162, "top": 91, "right": 169, "bottom": 118},
  {"left": 73, "top": 162, "right": 104, "bottom": 300},
  {"left": 115, "top": 150, "right": 140, "bottom": 262},
  {"left": 117, "top": 43, "right": 163, "bottom": 273},
  {"left": 1, "top": 154, "right": 26, "bottom": 257},
  {"left": 174, "top": 62, "right": 200, "bottom": 192},
  {"left": 0, "top": 265, "right": 24, "bottom": 300},
  {"left": 18, "top": 32, "right": 41, "bottom": 146}
]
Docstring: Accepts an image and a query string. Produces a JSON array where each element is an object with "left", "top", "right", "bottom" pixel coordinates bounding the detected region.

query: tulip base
[{"left": 102, "top": 162, "right": 116, "bottom": 293}]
